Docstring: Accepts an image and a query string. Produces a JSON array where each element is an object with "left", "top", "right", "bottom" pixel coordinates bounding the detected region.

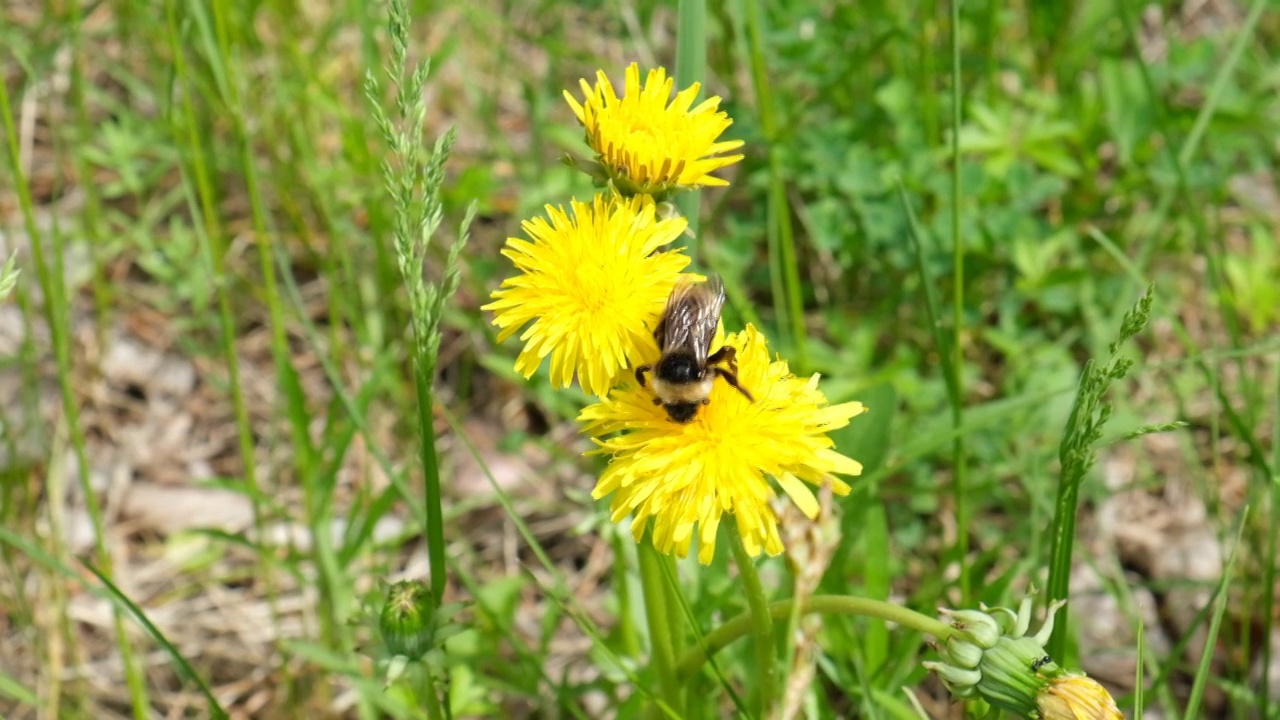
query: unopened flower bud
[
  {"left": 378, "top": 580, "right": 435, "bottom": 660},
  {"left": 925, "top": 596, "right": 1125, "bottom": 718}
]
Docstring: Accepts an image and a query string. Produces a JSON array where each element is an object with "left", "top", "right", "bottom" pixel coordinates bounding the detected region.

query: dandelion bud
[
  {"left": 925, "top": 597, "right": 1121, "bottom": 717},
  {"left": 378, "top": 580, "right": 435, "bottom": 660}
]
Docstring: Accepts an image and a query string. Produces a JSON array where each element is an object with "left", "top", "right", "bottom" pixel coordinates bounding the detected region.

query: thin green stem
[
  {"left": 743, "top": 0, "right": 807, "bottom": 368},
  {"left": 674, "top": 0, "right": 706, "bottom": 251},
  {"left": 657, "top": 551, "right": 685, "bottom": 681},
  {"left": 612, "top": 534, "right": 640, "bottom": 657},
  {"left": 948, "top": 0, "right": 969, "bottom": 605},
  {"left": 66, "top": 1, "right": 111, "bottom": 338},
  {"left": 1262, "top": 360, "right": 1280, "bottom": 719},
  {"left": 638, "top": 540, "right": 680, "bottom": 717},
  {"left": 162, "top": 0, "right": 269, "bottom": 579},
  {"left": 441, "top": 406, "right": 666, "bottom": 711},
  {"left": 0, "top": 63, "right": 151, "bottom": 720},
  {"left": 727, "top": 523, "right": 777, "bottom": 715},
  {"left": 415, "top": 366, "right": 448, "bottom": 606},
  {"left": 919, "top": 0, "right": 939, "bottom": 147},
  {"left": 675, "top": 595, "right": 953, "bottom": 679}
]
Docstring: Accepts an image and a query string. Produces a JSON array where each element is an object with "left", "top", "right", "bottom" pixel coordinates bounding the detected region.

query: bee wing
[{"left": 659, "top": 276, "right": 725, "bottom": 363}]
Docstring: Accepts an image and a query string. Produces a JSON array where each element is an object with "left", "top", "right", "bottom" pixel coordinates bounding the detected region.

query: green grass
[{"left": 2, "top": 0, "right": 1279, "bottom": 718}]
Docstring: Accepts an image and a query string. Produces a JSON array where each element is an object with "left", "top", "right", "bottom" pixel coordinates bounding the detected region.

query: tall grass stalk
[
  {"left": 66, "top": 0, "right": 112, "bottom": 336},
  {"left": 673, "top": 0, "right": 706, "bottom": 250},
  {"left": 203, "top": 0, "right": 336, "bottom": 657},
  {"left": 82, "top": 563, "right": 229, "bottom": 718},
  {"left": 1263, "top": 361, "right": 1280, "bottom": 719},
  {"left": 1184, "top": 514, "right": 1245, "bottom": 720},
  {"left": 161, "top": 0, "right": 273, "bottom": 594},
  {"left": 1045, "top": 287, "right": 1153, "bottom": 658},
  {"left": 0, "top": 72, "right": 151, "bottom": 719},
  {"left": 743, "top": 0, "right": 807, "bottom": 369},
  {"left": 0, "top": 253, "right": 18, "bottom": 299},
  {"left": 439, "top": 407, "right": 672, "bottom": 716},
  {"left": 363, "top": 1, "right": 475, "bottom": 709},
  {"left": 947, "top": 0, "right": 970, "bottom": 604},
  {"left": 365, "top": 0, "right": 474, "bottom": 612}
]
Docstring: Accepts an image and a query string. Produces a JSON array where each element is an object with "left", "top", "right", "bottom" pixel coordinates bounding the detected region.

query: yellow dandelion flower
[
  {"left": 564, "top": 62, "right": 745, "bottom": 196},
  {"left": 1036, "top": 674, "right": 1124, "bottom": 720},
  {"left": 482, "top": 194, "right": 692, "bottom": 398},
  {"left": 579, "top": 324, "right": 866, "bottom": 563}
]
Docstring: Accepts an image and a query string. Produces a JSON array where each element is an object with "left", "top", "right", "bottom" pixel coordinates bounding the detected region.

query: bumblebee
[{"left": 635, "top": 276, "right": 753, "bottom": 423}]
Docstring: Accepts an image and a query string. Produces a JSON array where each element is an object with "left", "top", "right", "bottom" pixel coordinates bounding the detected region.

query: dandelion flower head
[
  {"left": 580, "top": 324, "right": 867, "bottom": 563},
  {"left": 483, "top": 193, "right": 691, "bottom": 397},
  {"left": 564, "top": 63, "right": 745, "bottom": 196},
  {"left": 1037, "top": 674, "right": 1124, "bottom": 720}
]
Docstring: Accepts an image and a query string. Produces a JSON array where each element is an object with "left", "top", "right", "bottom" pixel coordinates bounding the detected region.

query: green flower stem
[
  {"left": 949, "top": 0, "right": 971, "bottom": 608},
  {"left": 638, "top": 539, "right": 681, "bottom": 716},
  {"left": 613, "top": 534, "right": 640, "bottom": 657},
  {"left": 726, "top": 523, "right": 777, "bottom": 713},
  {"left": 674, "top": 595, "right": 954, "bottom": 680}
]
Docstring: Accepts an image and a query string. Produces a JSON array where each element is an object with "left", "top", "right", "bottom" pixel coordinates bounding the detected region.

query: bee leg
[
  {"left": 714, "top": 367, "right": 754, "bottom": 402},
  {"left": 707, "top": 345, "right": 739, "bottom": 374},
  {"left": 635, "top": 364, "right": 651, "bottom": 387}
]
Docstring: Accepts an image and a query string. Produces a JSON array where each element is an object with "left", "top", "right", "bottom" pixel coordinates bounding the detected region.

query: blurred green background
[{"left": 2, "top": 0, "right": 1278, "bottom": 717}]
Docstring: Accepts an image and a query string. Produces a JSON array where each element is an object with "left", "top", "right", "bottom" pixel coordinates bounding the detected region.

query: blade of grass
[
  {"left": 1119, "top": 0, "right": 1268, "bottom": 277},
  {"left": 81, "top": 562, "right": 230, "bottom": 720},
  {"left": 1116, "top": 0, "right": 1269, "bottom": 472},
  {"left": 946, "top": 0, "right": 969, "bottom": 605},
  {"left": 1262, "top": 360, "right": 1280, "bottom": 719},
  {"left": 656, "top": 559, "right": 752, "bottom": 719},
  {"left": 0, "top": 61, "right": 151, "bottom": 720},
  {"left": 0, "top": 671, "right": 37, "bottom": 707},
  {"left": 1183, "top": 509, "right": 1247, "bottom": 720},
  {"left": 897, "top": 179, "right": 964, "bottom": 486},
  {"left": 162, "top": 0, "right": 275, "bottom": 622},
  {"left": 200, "top": 0, "right": 331, "bottom": 655},
  {"left": 446, "top": 555, "right": 594, "bottom": 720},
  {"left": 438, "top": 405, "right": 681, "bottom": 719},
  {"left": 673, "top": 0, "right": 706, "bottom": 251},
  {"left": 1134, "top": 618, "right": 1145, "bottom": 717},
  {"left": 65, "top": 0, "right": 112, "bottom": 336},
  {"left": 743, "top": 0, "right": 807, "bottom": 368}
]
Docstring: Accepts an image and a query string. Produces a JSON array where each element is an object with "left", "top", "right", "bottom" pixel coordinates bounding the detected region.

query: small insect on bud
[{"left": 378, "top": 580, "right": 435, "bottom": 660}]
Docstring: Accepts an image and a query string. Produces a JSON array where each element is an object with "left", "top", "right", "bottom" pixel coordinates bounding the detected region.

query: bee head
[
  {"left": 663, "top": 401, "right": 700, "bottom": 423},
  {"left": 655, "top": 353, "right": 701, "bottom": 383}
]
